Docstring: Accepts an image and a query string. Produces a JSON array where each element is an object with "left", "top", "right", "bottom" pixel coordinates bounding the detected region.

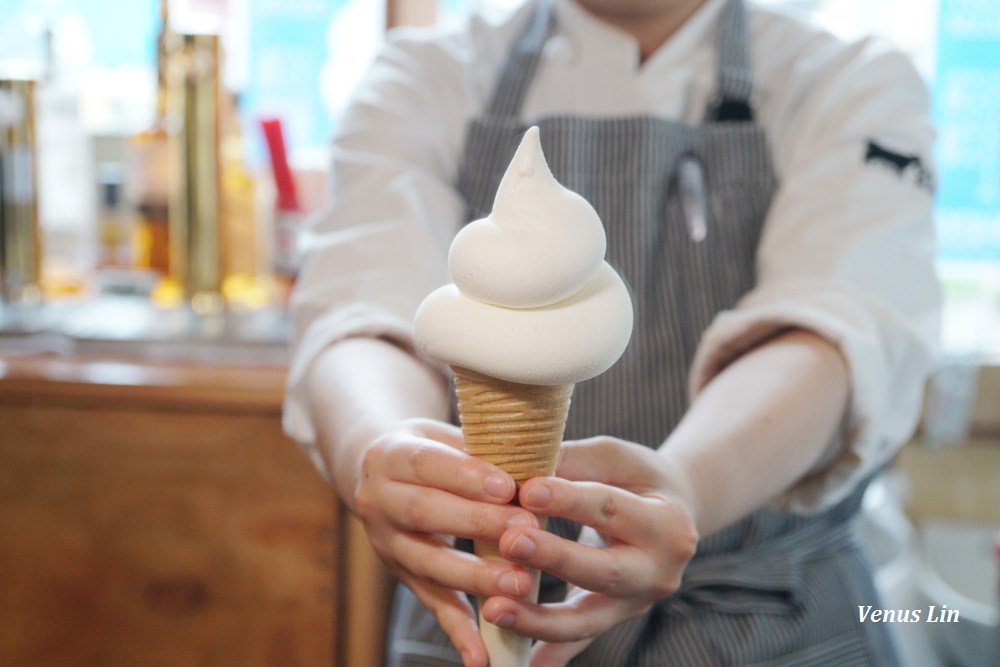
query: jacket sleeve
[
  {"left": 689, "top": 38, "right": 941, "bottom": 513},
  {"left": 282, "top": 31, "right": 472, "bottom": 465}
]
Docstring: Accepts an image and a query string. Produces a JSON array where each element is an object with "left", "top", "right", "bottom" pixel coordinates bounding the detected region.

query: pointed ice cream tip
[
  {"left": 513, "top": 126, "right": 546, "bottom": 177},
  {"left": 493, "top": 126, "right": 556, "bottom": 220}
]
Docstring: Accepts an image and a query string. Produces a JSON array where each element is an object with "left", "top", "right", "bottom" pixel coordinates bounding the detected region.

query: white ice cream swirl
[{"left": 414, "top": 127, "right": 633, "bottom": 385}]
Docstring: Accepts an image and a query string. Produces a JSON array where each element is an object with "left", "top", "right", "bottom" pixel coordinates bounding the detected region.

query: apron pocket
[
  {"left": 661, "top": 553, "right": 805, "bottom": 617},
  {"left": 743, "top": 632, "right": 876, "bottom": 667}
]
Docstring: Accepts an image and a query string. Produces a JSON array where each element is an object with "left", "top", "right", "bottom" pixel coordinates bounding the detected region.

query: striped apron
[{"left": 388, "top": 1, "right": 901, "bottom": 664}]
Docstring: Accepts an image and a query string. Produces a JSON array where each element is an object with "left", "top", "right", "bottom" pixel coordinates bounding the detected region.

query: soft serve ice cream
[
  {"left": 414, "top": 126, "right": 632, "bottom": 384},
  {"left": 414, "top": 126, "right": 633, "bottom": 667}
]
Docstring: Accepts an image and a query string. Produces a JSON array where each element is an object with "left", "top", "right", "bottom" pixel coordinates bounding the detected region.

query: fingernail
[
  {"left": 505, "top": 512, "right": 535, "bottom": 528},
  {"left": 497, "top": 570, "right": 522, "bottom": 597},
  {"left": 492, "top": 612, "right": 515, "bottom": 628},
  {"left": 484, "top": 473, "right": 511, "bottom": 500},
  {"left": 508, "top": 534, "right": 536, "bottom": 559},
  {"left": 522, "top": 482, "right": 551, "bottom": 507}
]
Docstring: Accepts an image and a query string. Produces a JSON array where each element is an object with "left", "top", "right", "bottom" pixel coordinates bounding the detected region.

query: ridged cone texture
[
  {"left": 452, "top": 366, "right": 573, "bottom": 667},
  {"left": 452, "top": 367, "right": 573, "bottom": 485}
]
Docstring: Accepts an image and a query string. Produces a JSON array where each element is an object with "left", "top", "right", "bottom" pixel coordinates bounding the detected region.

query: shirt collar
[{"left": 551, "top": 0, "right": 729, "bottom": 72}]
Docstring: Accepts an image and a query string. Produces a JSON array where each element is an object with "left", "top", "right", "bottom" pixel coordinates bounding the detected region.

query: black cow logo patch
[{"left": 864, "top": 140, "right": 935, "bottom": 194}]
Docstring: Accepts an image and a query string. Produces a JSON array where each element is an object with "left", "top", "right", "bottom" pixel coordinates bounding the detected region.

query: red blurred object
[{"left": 259, "top": 116, "right": 300, "bottom": 212}]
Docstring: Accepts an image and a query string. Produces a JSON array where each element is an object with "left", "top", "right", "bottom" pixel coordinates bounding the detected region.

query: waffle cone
[
  {"left": 452, "top": 366, "right": 573, "bottom": 485},
  {"left": 452, "top": 366, "right": 573, "bottom": 667}
]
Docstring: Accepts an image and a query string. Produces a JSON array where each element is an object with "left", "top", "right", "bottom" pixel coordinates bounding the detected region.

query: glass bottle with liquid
[
  {"left": 220, "top": 92, "right": 270, "bottom": 309},
  {"left": 0, "top": 78, "right": 42, "bottom": 304},
  {"left": 95, "top": 163, "right": 131, "bottom": 269},
  {"left": 165, "top": 31, "right": 223, "bottom": 313},
  {"left": 128, "top": 0, "right": 173, "bottom": 280}
]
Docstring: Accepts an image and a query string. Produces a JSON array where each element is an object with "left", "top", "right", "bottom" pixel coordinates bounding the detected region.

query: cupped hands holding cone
[{"left": 349, "top": 412, "right": 697, "bottom": 667}]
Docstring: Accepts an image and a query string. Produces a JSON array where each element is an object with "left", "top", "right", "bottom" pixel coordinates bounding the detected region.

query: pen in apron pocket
[{"left": 677, "top": 153, "right": 708, "bottom": 242}]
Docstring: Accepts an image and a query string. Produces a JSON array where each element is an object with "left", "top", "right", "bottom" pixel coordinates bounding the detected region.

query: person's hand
[
  {"left": 352, "top": 418, "right": 540, "bottom": 667},
  {"left": 478, "top": 436, "right": 699, "bottom": 667}
]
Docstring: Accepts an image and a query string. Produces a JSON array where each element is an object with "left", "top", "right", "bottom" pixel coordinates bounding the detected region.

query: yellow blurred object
[
  {"left": 221, "top": 273, "right": 273, "bottom": 310},
  {"left": 150, "top": 275, "right": 183, "bottom": 308},
  {"left": 219, "top": 93, "right": 268, "bottom": 308},
  {"left": 131, "top": 213, "right": 153, "bottom": 269},
  {"left": 128, "top": 131, "right": 171, "bottom": 274},
  {"left": 40, "top": 261, "right": 88, "bottom": 298}
]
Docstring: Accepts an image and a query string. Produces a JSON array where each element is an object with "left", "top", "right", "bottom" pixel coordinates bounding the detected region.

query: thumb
[
  {"left": 416, "top": 419, "right": 465, "bottom": 450},
  {"left": 556, "top": 437, "right": 655, "bottom": 486},
  {"left": 555, "top": 437, "right": 616, "bottom": 481}
]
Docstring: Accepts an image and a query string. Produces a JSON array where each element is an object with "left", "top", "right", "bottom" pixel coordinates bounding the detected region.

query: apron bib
[{"left": 389, "top": 2, "right": 900, "bottom": 664}]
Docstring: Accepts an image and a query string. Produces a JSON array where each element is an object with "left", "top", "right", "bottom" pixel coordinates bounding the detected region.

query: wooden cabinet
[{"left": 0, "top": 355, "right": 344, "bottom": 666}]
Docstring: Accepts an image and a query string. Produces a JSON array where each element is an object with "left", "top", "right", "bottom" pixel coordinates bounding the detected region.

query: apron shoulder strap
[
  {"left": 484, "top": 0, "right": 555, "bottom": 119},
  {"left": 710, "top": 0, "right": 756, "bottom": 122}
]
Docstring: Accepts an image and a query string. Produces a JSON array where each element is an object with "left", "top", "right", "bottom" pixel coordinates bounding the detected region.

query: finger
[
  {"left": 556, "top": 437, "right": 662, "bottom": 487},
  {"left": 400, "top": 575, "right": 489, "bottom": 667},
  {"left": 527, "top": 584, "right": 597, "bottom": 666},
  {"left": 529, "top": 584, "right": 596, "bottom": 666},
  {"left": 530, "top": 637, "right": 593, "bottom": 667},
  {"left": 497, "top": 526, "right": 652, "bottom": 596},
  {"left": 526, "top": 585, "right": 595, "bottom": 667},
  {"left": 382, "top": 436, "right": 518, "bottom": 504},
  {"left": 390, "top": 531, "right": 534, "bottom": 600},
  {"left": 519, "top": 476, "right": 659, "bottom": 543},
  {"left": 382, "top": 481, "right": 539, "bottom": 542},
  {"left": 411, "top": 419, "right": 465, "bottom": 449},
  {"left": 480, "top": 591, "right": 644, "bottom": 644}
]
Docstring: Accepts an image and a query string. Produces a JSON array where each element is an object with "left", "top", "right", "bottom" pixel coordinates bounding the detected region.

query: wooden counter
[
  {"left": 8, "top": 343, "right": 991, "bottom": 665},
  {"left": 0, "top": 352, "right": 364, "bottom": 666},
  {"left": 895, "top": 438, "right": 1000, "bottom": 525},
  {"left": 894, "top": 363, "right": 1000, "bottom": 526}
]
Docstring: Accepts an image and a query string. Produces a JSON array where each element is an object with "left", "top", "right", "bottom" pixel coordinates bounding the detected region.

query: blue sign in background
[
  {"left": 0, "top": 0, "right": 379, "bottom": 167},
  {"left": 242, "top": 0, "right": 344, "bottom": 167},
  {"left": 0, "top": 0, "right": 157, "bottom": 71},
  {"left": 933, "top": 0, "right": 1000, "bottom": 262}
]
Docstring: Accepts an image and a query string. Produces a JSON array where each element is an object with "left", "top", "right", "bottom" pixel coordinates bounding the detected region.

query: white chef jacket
[{"left": 284, "top": 0, "right": 941, "bottom": 513}]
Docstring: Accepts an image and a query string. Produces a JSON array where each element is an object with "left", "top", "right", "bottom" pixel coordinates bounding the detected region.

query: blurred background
[{"left": 0, "top": 1, "right": 996, "bottom": 666}]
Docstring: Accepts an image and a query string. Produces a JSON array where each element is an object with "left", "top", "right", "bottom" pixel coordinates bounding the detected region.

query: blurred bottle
[
  {"left": 166, "top": 31, "right": 223, "bottom": 313},
  {"left": 35, "top": 16, "right": 94, "bottom": 298},
  {"left": 0, "top": 78, "right": 42, "bottom": 304},
  {"left": 129, "top": 134, "right": 171, "bottom": 277},
  {"left": 128, "top": 0, "right": 173, "bottom": 280},
  {"left": 219, "top": 92, "right": 271, "bottom": 309},
  {"left": 1, "top": 4, "right": 94, "bottom": 299},
  {"left": 95, "top": 162, "right": 131, "bottom": 269},
  {"left": 259, "top": 116, "right": 300, "bottom": 306}
]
